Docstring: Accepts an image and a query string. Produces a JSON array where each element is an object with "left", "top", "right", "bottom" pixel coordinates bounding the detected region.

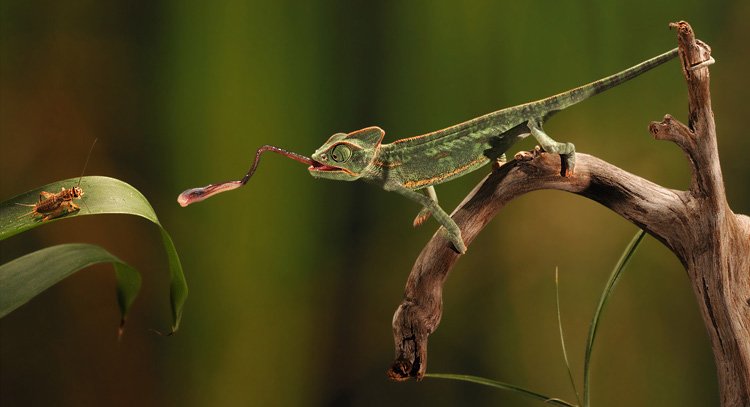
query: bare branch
[{"left": 388, "top": 21, "right": 750, "bottom": 407}]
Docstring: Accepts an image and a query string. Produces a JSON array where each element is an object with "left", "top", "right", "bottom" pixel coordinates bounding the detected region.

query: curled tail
[{"left": 534, "top": 47, "right": 679, "bottom": 119}]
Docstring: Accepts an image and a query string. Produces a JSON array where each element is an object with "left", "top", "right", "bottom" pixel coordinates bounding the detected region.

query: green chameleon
[{"left": 178, "top": 48, "right": 678, "bottom": 253}]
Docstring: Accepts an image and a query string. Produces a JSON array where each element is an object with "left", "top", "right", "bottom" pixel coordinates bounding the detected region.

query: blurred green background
[{"left": 1, "top": 1, "right": 748, "bottom": 406}]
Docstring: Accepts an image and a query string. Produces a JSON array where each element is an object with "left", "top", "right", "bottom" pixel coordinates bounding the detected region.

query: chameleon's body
[
  {"left": 307, "top": 48, "right": 679, "bottom": 252},
  {"left": 179, "top": 48, "right": 679, "bottom": 253}
]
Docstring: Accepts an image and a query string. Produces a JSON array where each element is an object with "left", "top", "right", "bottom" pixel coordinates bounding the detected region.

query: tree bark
[{"left": 387, "top": 21, "right": 750, "bottom": 406}]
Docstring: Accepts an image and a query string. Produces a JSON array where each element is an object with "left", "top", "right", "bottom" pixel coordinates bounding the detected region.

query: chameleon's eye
[{"left": 330, "top": 144, "right": 352, "bottom": 163}]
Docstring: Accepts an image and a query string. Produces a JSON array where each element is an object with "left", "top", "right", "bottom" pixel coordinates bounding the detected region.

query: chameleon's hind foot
[{"left": 527, "top": 120, "right": 576, "bottom": 176}]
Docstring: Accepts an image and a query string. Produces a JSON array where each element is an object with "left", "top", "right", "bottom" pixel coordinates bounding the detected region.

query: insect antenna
[
  {"left": 77, "top": 138, "right": 97, "bottom": 214},
  {"left": 77, "top": 138, "right": 98, "bottom": 187},
  {"left": 81, "top": 196, "right": 92, "bottom": 215},
  {"left": 16, "top": 206, "right": 36, "bottom": 220}
]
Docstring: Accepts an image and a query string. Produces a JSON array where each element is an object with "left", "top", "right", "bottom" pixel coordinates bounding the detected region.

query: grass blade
[
  {"left": 2, "top": 176, "right": 161, "bottom": 238},
  {"left": 426, "top": 373, "right": 578, "bottom": 406},
  {"left": 582, "top": 229, "right": 646, "bottom": 407},
  {"left": 0, "top": 176, "right": 188, "bottom": 333},
  {"left": 0, "top": 243, "right": 141, "bottom": 335},
  {"left": 556, "top": 267, "right": 582, "bottom": 406}
]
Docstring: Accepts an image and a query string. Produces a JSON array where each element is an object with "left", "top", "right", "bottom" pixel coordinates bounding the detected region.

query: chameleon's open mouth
[{"left": 308, "top": 160, "right": 345, "bottom": 172}]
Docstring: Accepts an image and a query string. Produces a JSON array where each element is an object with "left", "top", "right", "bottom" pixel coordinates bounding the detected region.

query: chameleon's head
[{"left": 308, "top": 126, "right": 385, "bottom": 181}]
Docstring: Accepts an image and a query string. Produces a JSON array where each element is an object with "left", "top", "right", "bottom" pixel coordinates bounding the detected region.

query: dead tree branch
[{"left": 387, "top": 21, "right": 750, "bottom": 406}]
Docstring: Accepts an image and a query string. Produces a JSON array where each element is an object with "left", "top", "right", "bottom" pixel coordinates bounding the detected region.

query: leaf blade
[
  {"left": 1, "top": 176, "right": 187, "bottom": 332},
  {"left": 0, "top": 243, "right": 142, "bottom": 328},
  {"left": 426, "top": 373, "right": 577, "bottom": 407},
  {"left": 556, "top": 267, "right": 582, "bottom": 406},
  {"left": 159, "top": 228, "right": 188, "bottom": 332},
  {"left": 0, "top": 176, "right": 158, "bottom": 240},
  {"left": 582, "top": 229, "right": 646, "bottom": 407}
]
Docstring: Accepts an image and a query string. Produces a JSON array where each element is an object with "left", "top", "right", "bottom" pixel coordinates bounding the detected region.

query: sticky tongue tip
[
  {"left": 177, "top": 194, "right": 191, "bottom": 207},
  {"left": 177, "top": 181, "right": 244, "bottom": 207},
  {"left": 177, "top": 190, "right": 198, "bottom": 207}
]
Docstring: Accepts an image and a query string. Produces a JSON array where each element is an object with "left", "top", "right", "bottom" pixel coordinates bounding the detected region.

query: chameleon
[{"left": 178, "top": 48, "right": 679, "bottom": 253}]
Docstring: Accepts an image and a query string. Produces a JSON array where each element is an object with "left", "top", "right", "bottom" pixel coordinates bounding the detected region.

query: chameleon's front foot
[
  {"left": 385, "top": 183, "right": 466, "bottom": 253},
  {"left": 446, "top": 228, "right": 467, "bottom": 254},
  {"left": 527, "top": 119, "right": 576, "bottom": 176}
]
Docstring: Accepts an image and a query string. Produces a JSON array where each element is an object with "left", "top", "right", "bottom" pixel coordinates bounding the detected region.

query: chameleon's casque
[{"left": 309, "top": 127, "right": 385, "bottom": 181}]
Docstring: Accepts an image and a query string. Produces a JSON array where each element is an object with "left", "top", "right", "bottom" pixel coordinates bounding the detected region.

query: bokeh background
[{"left": 1, "top": 1, "right": 748, "bottom": 406}]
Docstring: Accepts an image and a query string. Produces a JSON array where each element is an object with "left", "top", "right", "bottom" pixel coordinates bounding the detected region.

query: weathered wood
[{"left": 387, "top": 21, "right": 750, "bottom": 406}]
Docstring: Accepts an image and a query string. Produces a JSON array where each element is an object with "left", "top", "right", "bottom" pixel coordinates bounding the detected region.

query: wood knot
[
  {"left": 669, "top": 21, "right": 693, "bottom": 37},
  {"left": 514, "top": 150, "right": 536, "bottom": 162},
  {"left": 649, "top": 114, "right": 693, "bottom": 144},
  {"left": 649, "top": 115, "right": 674, "bottom": 139}
]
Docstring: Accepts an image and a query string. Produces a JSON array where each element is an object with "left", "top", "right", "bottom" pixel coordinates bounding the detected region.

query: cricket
[
  {"left": 178, "top": 48, "right": 683, "bottom": 253},
  {"left": 18, "top": 139, "right": 97, "bottom": 221}
]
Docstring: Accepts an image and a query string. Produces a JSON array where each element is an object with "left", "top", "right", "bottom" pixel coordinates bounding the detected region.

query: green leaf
[
  {"left": 0, "top": 243, "right": 141, "bottom": 335},
  {"left": 555, "top": 267, "right": 582, "bottom": 406},
  {"left": 426, "top": 373, "right": 577, "bottom": 407},
  {"left": 1, "top": 176, "right": 160, "bottom": 238},
  {"left": 582, "top": 229, "right": 646, "bottom": 407},
  {"left": 0, "top": 176, "right": 188, "bottom": 333}
]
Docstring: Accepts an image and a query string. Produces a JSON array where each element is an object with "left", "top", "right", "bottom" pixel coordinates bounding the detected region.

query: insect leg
[{"left": 41, "top": 205, "right": 70, "bottom": 221}]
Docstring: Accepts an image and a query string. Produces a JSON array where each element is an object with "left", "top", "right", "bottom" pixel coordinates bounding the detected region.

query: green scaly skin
[{"left": 310, "top": 48, "right": 679, "bottom": 253}]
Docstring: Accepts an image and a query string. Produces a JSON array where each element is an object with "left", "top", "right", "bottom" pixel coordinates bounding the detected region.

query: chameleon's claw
[
  {"left": 563, "top": 152, "right": 576, "bottom": 177},
  {"left": 447, "top": 231, "right": 467, "bottom": 254},
  {"left": 452, "top": 238, "right": 467, "bottom": 254}
]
